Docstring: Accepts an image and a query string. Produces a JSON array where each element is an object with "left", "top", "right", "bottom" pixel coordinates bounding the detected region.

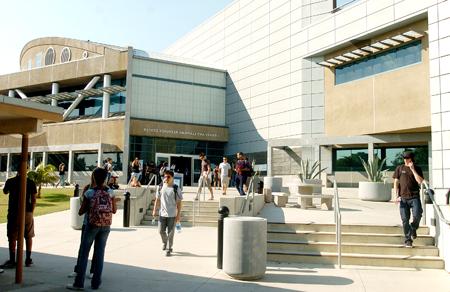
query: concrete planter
[{"left": 358, "top": 182, "right": 392, "bottom": 202}]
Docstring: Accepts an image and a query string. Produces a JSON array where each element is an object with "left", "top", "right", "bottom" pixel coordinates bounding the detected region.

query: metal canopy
[
  {"left": 25, "top": 85, "right": 126, "bottom": 104},
  {"left": 318, "top": 30, "right": 424, "bottom": 68}
]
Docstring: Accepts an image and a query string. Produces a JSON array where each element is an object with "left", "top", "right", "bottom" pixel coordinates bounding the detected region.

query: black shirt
[
  {"left": 393, "top": 165, "right": 423, "bottom": 199},
  {"left": 3, "top": 175, "right": 37, "bottom": 215}
]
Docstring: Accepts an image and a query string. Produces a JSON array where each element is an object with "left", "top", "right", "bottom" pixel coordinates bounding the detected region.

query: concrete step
[
  {"left": 141, "top": 219, "right": 217, "bottom": 227},
  {"left": 268, "top": 240, "right": 440, "bottom": 256},
  {"left": 268, "top": 231, "right": 435, "bottom": 246},
  {"left": 143, "top": 214, "right": 218, "bottom": 221},
  {"left": 267, "top": 250, "right": 444, "bottom": 269},
  {"left": 267, "top": 223, "right": 430, "bottom": 235}
]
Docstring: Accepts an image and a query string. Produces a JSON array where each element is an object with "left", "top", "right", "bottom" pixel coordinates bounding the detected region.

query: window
[
  {"left": 335, "top": 41, "right": 422, "bottom": 84},
  {"left": 44, "top": 47, "right": 55, "bottom": 65},
  {"left": 74, "top": 153, "right": 98, "bottom": 171},
  {"left": 27, "top": 59, "right": 32, "bottom": 70},
  {"left": 60, "top": 47, "right": 71, "bottom": 63},
  {"left": 333, "top": 146, "right": 428, "bottom": 171},
  {"left": 35, "top": 52, "right": 42, "bottom": 67},
  {"left": 334, "top": 0, "right": 357, "bottom": 9}
]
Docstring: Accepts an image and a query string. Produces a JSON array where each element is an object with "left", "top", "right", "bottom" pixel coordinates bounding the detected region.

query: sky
[{"left": 0, "top": 0, "right": 233, "bottom": 75}]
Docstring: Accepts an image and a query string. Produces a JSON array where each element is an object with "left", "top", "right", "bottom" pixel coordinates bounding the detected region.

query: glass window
[
  {"left": 74, "top": 153, "right": 98, "bottom": 171},
  {"left": 335, "top": 41, "right": 422, "bottom": 84},
  {"left": 48, "top": 153, "right": 68, "bottom": 169},
  {"left": 35, "top": 52, "right": 42, "bottom": 68},
  {"left": 0, "top": 155, "right": 7, "bottom": 172},
  {"left": 333, "top": 149, "right": 368, "bottom": 171},
  {"left": 334, "top": 0, "right": 357, "bottom": 9}
]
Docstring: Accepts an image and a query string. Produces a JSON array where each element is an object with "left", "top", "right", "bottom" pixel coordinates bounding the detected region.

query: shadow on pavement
[{"left": 0, "top": 248, "right": 354, "bottom": 292}]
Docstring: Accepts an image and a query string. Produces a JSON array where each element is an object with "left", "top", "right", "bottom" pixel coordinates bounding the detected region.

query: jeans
[
  {"left": 74, "top": 224, "right": 95, "bottom": 274},
  {"left": 399, "top": 197, "right": 423, "bottom": 243},
  {"left": 158, "top": 217, "right": 176, "bottom": 250},
  {"left": 74, "top": 225, "right": 110, "bottom": 289},
  {"left": 235, "top": 174, "right": 248, "bottom": 196},
  {"left": 59, "top": 174, "right": 66, "bottom": 186}
]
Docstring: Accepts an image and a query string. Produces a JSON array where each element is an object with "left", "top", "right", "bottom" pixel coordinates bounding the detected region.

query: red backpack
[{"left": 89, "top": 188, "right": 113, "bottom": 227}]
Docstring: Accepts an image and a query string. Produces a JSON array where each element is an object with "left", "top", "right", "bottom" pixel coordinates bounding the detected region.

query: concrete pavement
[{"left": 0, "top": 185, "right": 450, "bottom": 291}]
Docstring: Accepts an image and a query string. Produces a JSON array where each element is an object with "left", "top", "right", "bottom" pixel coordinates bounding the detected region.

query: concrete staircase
[
  {"left": 141, "top": 200, "right": 220, "bottom": 227},
  {"left": 267, "top": 222, "right": 444, "bottom": 269}
]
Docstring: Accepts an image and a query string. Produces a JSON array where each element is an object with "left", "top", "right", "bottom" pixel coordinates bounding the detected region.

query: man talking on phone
[{"left": 393, "top": 151, "right": 424, "bottom": 248}]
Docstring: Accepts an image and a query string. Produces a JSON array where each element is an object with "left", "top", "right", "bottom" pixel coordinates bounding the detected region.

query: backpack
[{"left": 89, "top": 188, "right": 113, "bottom": 227}]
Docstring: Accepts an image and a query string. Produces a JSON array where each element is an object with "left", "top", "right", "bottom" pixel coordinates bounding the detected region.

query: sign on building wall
[{"left": 130, "top": 119, "right": 228, "bottom": 142}]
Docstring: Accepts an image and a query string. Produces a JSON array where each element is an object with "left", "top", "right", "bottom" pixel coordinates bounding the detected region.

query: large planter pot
[{"left": 358, "top": 182, "right": 392, "bottom": 202}]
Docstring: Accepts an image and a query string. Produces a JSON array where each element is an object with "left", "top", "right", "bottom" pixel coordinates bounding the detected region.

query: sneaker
[
  {"left": 412, "top": 228, "right": 417, "bottom": 239},
  {"left": 87, "top": 273, "right": 94, "bottom": 279},
  {"left": 162, "top": 244, "right": 167, "bottom": 251},
  {"left": 405, "top": 241, "right": 413, "bottom": 248},
  {"left": 166, "top": 249, "right": 172, "bottom": 257},
  {"left": 68, "top": 272, "right": 78, "bottom": 278},
  {"left": 25, "top": 258, "right": 33, "bottom": 267},
  {"left": 0, "top": 268, "right": 4, "bottom": 273},
  {"left": 0, "top": 260, "right": 16, "bottom": 269},
  {"left": 194, "top": 196, "right": 199, "bottom": 201},
  {"left": 66, "top": 283, "right": 84, "bottom": 291}
]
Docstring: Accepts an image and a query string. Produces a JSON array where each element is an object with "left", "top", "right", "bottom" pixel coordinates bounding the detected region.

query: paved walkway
[{"left": 0, "top": 186, "right": 449, "bottom": 291}]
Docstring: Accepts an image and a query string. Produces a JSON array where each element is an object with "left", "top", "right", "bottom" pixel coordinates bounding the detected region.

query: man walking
[
  {"left": 393, "top": 151, "right": 424, "bottom": 248},
  {"left": 1, "top": 173, "right": 37, "bottom": 268},
  {"left": 195, "top": 153, "right": 214, "bottom": 200},
  {"left": 234, "top": 152, "right": 251, "bottom": 196},
  {"left": 219, "top": 157, "right": 231, "bottom": 195},
  {"left": 153, "top": 170, "right": 183, "bottom": 256}
]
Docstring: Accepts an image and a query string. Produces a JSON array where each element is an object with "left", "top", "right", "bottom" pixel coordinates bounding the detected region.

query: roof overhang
[
  {"left": 318, "top": 30, "right": 424, "bottom": 68},
  {"left": 0, "top": 95, "right": 63, "bottom": 134}
]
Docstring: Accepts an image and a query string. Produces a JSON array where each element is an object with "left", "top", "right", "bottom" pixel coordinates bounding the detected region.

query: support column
[
  {"left": 97, "top": 145, "right": 103, "bottom": 167},
  {"left": 29, "top": 152, "right": 34, "bottom": 170},
  {"left": 42, "top": 151, "right": 48, "bottom": 166},
  {"left": 368, "top": 143, "right": 374, "bottom": 162},
  {"left": 51, "top": 82, "right": 59, "bottom": 106},
  {"left": 68, "top": 150, "right": 74, "bottom": 184},
  {"left": 102, "top": 74, "right": 111, "bottom": 119},
  {"left": 8, "top": 90, "right": 15, "bottom": 98},
  {"left": 267, "top": 145, "right": 272, "bottom": 177},
  {"left": 15, "top": 134, "right": 28, "bottom": 284},
  {"left": 6, "top": 152, "right": 11, "bottom": 179}
]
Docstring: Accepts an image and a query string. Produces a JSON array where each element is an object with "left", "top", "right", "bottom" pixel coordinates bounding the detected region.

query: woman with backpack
[{"left": 67, "top": 168, "right": 117, "bottom": 291}]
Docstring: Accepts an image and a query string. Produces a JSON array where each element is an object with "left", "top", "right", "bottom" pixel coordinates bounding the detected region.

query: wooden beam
[{"left": 0, "top": 118, "right": 42, "bottom": 134}]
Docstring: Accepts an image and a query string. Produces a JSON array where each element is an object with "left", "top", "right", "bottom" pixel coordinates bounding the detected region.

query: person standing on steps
[
  {"left": 219, "top": 157, "right": 231, "bottom": 195},
  {"left": 152, "top": 170, "right": 183, "bottom": 257},
  {"left": 393, "top": 151, "right": 424, "bottom": 248},
  {"left": 195, "top": 153, "right": 214, "bottom": 200}
]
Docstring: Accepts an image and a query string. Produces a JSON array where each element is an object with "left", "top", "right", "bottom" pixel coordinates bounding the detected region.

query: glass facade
[
  {"left": 130, "top": 136, "right": 225, "bottom": 166},
  {"left": 333, "top": 145, "right": 428, "bottom": 172},
  {"left": 48, "top": 153, "right": 69, "bottom": 169},
  {"left": 58, "top": 78, "right": 126, "bottom": 119},
  {"left": 334, "top": 0, "right": 356, "bottom": 9},
  {"left": 335, "top": 41, "right": 422, "bottom": 84}
]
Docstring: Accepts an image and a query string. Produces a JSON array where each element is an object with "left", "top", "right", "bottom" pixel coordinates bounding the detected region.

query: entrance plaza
[{"left": 0, "top": 187, "right": 449, "bottom": 291}]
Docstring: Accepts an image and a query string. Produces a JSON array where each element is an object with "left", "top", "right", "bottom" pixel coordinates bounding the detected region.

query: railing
[
  {"left": 240, "top": 176, "right": 256, "bottom": 216},
  {"left": 333, "top": 180, "right": 342, "bottom": 269},
  {"left": 421, "top": 180, "right": 450, "bottom": 226}
]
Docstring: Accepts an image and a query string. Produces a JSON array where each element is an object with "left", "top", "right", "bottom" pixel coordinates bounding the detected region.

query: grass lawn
[{"left": 0, "top": 188, "right": 74, "bottom": 224}]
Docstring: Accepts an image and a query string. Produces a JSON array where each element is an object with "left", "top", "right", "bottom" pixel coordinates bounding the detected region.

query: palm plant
[
  {"left": 297, "top": 159, "right": 327, "bottom": 183},
  {"left": 359, "top": 156, "right": 387, "bottom": 182},
  {"left": 27, "top": 163, "right": 59, "bottom": 198}
]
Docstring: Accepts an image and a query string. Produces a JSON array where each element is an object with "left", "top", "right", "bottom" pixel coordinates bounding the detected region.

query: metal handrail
[
  {"left": 333, "top": 180, "right": 342, "bottom": 269},
  {"left": 240, "top": 176, "right": 255, "bottom": 215},
  {"left": 422, "top": 180, "right": 450, "bottom": 225}
]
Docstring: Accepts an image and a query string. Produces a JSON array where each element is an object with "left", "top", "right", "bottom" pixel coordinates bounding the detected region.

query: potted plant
[
  {"left": 297, "top": 159, "right": 327, "bottom": 186},
  {"left": 358, "top": 156, "right": 391, "bottom": 201}
]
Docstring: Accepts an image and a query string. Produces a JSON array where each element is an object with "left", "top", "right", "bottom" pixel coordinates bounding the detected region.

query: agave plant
[
  {"left": 359, "top": 156, "right": 387, "bottom": 182},
  {"left": 27, "top": 163, "right": 59, "bottom": 198},
  {"left": 297, "top": 159, "right": 327, "bottom": 183}
]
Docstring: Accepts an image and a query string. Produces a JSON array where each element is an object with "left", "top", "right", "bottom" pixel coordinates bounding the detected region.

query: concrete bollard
[
  {"left": 70, "top": 197, "right": 83, "bottom": 230},
  {"left": 223, "top": 216, "right": 267, "bottom": 280}
]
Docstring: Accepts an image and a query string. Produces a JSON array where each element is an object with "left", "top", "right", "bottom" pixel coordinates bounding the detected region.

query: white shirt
[{"left": 219, "top": 162, "right": 231, "bottom": 178}]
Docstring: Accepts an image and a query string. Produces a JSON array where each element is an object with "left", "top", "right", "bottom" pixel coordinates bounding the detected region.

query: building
[
  {"left": 164, "top": 0, "right": 449, "bottom": 196},
  {"left": 0, "top": 37, "right": 227, "bottom": 185}
]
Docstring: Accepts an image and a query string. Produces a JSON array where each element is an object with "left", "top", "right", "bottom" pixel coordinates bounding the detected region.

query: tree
[{"left": 27, "top": 163, "right": 59, "bottom": 198}]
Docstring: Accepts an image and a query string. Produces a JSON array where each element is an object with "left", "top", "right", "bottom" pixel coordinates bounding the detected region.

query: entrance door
[
  {"left": 155, "top": 153, "right": 170, "bottom": 167},
  {"left": 169, "top": 156, "right": 191, "bottom": 186}
]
